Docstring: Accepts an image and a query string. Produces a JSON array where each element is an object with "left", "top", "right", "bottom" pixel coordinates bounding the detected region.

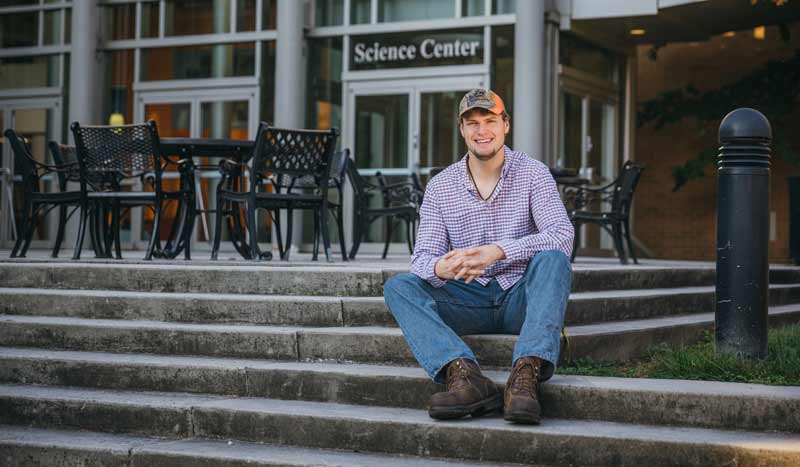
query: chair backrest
[
  {"left": 611, "top": 160, "right": 645, "bottom": 216},
  {"left": 329, "top": 148, "right": 350, "bottom": 188},
  {"left": 70, "top": 120, "right": 163, "bottom": 190},
  {"left": 250, "top": 123, "right": 339, "bottom": 194},
  {"left": 344, "top": 155, "right": 370, "bottom": 199},
  {"left": 47, "top": 142, "right": 81, "bottom": 186},
  {"left": 4, "top": 129, "right": 39, "bottom": 190}
]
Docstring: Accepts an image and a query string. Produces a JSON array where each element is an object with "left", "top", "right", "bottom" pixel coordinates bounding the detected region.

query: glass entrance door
[
  {"left": 345, "top": 76, "right": 484, "bottom": 248},
  {"left": 134, "top": 88, "right": 257, "bottom": 251},
  {"left": 0, "top": 99, "right": 62, "bottom": 250},
  {"left": 558, "top": 90, "right": 619, "bottom": 254}
]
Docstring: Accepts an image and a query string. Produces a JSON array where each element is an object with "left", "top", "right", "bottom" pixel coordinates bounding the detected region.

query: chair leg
[
  {"left": 101, "top": 204, "right": 114, "bottom": 258},
  {"left": 320, "top": 203, "right": 332, "bottom": 263},
  {"left": 52, "top": 204, "right": 68, "bottom": 258},
  {"left": 382, "top": 218, "right": 393, "bottom": 260},
  {"left": 19, "top": 203, "right": 40, "bottom": 258},
  {"left": 72, "top": 204, "right": 89, "bottom": 260},
  {"left": 10, "top": 199, "right": 31, "bottom": 258},
  {"left": 272, "top": 210, "right": 284, "bottom": 261},
  {"left": 112, "top": 201, "right": 123, "bottom": 260},
  {"left": 349, "top": 212, "right": 363, "bottom": 260},
  {"left": 247, "top": 203, "right": 259, "bottom": 262},
  {"left": 283, "top": 209, "right": 294, "bottom": 261},
  {"left": 230, "top": 203, "right": 251, "bottom": 259},
  {"left": 623, "top": 218, "right": 638, "bottom": 264},
  {"left": 611, "top": 223, "right": 627, "bottom": 265},
  {"left": 144, "top": 202, "right": 163, "bottom": 261},
  {"left": 88, "top": 204, "right": 102, "bottom": 258},
  {"left": 336, "top": 204, "right": 347, "bottom": 261},
  {"left": 570, "top": 221, "right": 580, "bottom": 263},
  {"left": 312, "top": 209, "right": 320, "bottom": 261},
  {"left": 183, "top": 195, "right": 194, "bottom": 261},
  {"left": 211, "top": 198, "right": 226, "bottom": 261}
]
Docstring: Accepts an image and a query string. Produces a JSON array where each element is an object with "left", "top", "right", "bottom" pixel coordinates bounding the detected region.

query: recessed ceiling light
[
  {"left": 630, "top": 29, "right": 646, "bottom": 36},
  {"left": 722, "top": 31, "right": 735, "bottom": 37}
]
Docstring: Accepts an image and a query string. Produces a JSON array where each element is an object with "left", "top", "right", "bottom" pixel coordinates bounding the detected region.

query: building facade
[{"left": 1, "top": 0, "right": 798, "bottom": 260}]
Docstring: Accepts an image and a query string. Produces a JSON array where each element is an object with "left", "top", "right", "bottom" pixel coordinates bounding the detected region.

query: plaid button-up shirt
[{"left": 410, "top": 146, "right": 574, "bottom": 290}]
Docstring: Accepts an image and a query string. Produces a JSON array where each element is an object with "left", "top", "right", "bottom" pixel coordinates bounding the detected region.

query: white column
[
  {"left": 64, "top": 0, "right": 100, "bottom": 246},
  {"left": 513, "top": 0, "right": 545, "bottom": 160},
  {"left": 68, "top": 0, "right": 100, "bottom": 131},
  {"left": 274, "top": 0, "right": 307, "bottom": 254},
  {"left": 275, "top": 0, "right": 306, "bottom": 128}
]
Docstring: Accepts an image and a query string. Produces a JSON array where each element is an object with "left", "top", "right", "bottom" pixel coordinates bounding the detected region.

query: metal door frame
[
  {"left": 0, "top": 96, "right": 63, "bottom": 250},
  {"left": 344, "top": 74, "right": 486, "bottom": 176},
  {"left": 341, "top": 74, "right": 485, "bottom": 254}
]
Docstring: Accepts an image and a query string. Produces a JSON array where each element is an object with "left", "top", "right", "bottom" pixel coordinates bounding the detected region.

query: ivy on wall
[{"left": 638, "top": 49, "right": 800, "bottom": 191}]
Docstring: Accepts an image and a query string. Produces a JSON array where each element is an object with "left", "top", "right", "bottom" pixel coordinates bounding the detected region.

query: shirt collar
[{"left": 460, "top": 146, "right": 514, "bottom": 195}]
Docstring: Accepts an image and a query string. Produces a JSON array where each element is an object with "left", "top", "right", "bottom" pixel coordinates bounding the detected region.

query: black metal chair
[
  {"left": 347, "top": 159, "right": 419, "bottom": 260},
  {"left": 4, "top": 130, "right": 81, "bottom": 258},
  {"left": 566, "top": 160, "right": 645, "bottom": 264},
  {"left": 70, "top": 121, "right": 167, "bottom": 260},
  {"left": 213, "top": 123, "right": 339, "bottom": 262},
  {"left": 305, "top": 148, "right": 350, "bottom": 261}
]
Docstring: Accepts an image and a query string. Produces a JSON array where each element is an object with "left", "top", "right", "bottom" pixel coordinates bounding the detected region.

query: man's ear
[
  {"left": 459, "top": 120, "right": 465, "bottom": 138},
  {"left": 503, "top": 118, "right": 510, "bottom": 134}
]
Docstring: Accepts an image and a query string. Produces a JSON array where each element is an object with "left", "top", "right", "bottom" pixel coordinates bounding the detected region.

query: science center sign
[{"left": 350, "top": 28, "right": 484, "bottom": 70}]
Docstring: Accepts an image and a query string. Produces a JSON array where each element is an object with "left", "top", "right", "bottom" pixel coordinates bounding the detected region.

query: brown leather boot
[
  {"left": 428, "top": 358, "right": 502, "bottom": 420},
  {"left": 503, "top": 356, "right": 543, "bottom": 424}
]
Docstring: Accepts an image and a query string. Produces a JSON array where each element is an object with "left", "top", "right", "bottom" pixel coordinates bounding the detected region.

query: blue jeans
[{"left": 383, "top": 250, "right": 572, "bottom": 384}]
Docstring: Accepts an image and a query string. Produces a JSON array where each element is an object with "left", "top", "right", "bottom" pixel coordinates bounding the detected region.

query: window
[
  {"left": 0, "top": 12, "right": 38, "bottom": 47},
  {"left": 315, "top": 0, "right": 343, "bottom": 26},
  {"left": 378, "top": 0, "right": 453, "bottom": 22},
  {"left": 103, "top": 3, "right": 136, "bottom": 41},
  {"left": 165, "top": 0, "right": 231, "bottom": 36},
  {"left": 140, "top": 43, "right": 256, "bottom": 81},
  {"left": 0, "top": 55, "right": 60, "bottom": 89},
  {"left": 492, "top": 0, "right": 515, "bottom": 14}
]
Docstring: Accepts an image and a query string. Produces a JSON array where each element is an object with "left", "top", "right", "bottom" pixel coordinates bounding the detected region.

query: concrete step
[
  {"left": 0, "top": 425, "right": 522, "bottom": 467},
  {"left": 566, "top": 283, "right": 800, "bottom": 325},
  {"left": 0, "top": 261, "right": 766, "bottom": 296},
  {"left": 1, "top": 304, "right": 798, "bottom": 364},
  {"left": 0, "top": 262, "right": 388, "bottom": 297},
  {"left": 1, "top": 384, "right": 798, "bottom": 466},
  {"left": 4, "top": 284, "right": 800, "bottom": 328},
  {"left": 1, "top": 347, "right": 797, "bottom": 433}
]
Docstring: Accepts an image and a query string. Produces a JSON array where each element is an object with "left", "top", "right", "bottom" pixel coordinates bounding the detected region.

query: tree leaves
[{"left": 639, "top": 50, "right": 800, "bottom": 190}]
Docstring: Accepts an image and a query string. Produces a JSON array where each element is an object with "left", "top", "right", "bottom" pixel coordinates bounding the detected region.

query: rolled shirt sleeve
[{"left": 493, "top": 165, "right": 574, "bottom": 262}]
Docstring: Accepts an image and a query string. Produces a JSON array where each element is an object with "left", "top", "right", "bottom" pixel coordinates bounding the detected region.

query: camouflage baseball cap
[{"left": 458, "top": 89, "right": 506, "bottom": 117}]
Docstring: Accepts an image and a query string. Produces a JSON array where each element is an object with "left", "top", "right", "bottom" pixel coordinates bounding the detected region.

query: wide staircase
[{"left": 0, "top": 259, "right": 799, "bottom": 466}]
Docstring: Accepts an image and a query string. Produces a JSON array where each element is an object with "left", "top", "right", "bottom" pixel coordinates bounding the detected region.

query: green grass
[{"left": 558, "top": 324, "right": 800, "bottom": 386}]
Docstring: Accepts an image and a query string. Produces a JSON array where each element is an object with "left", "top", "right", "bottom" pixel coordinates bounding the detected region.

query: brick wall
[{"left": 634, "top": 23, "right": 800, "bottom": 263}]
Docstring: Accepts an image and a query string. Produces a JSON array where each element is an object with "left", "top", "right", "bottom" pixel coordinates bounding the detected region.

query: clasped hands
[{"left": 434, "top": 244, "right": 506, "bottom": 283}]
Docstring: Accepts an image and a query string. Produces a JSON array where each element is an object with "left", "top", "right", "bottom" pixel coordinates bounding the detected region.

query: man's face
[{"left": 459, "top": 109, "right": 510, "bottom": 161}]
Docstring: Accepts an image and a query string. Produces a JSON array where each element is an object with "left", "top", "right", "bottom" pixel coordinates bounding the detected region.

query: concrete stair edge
[
  {"left": 1, "top": 305, "right": 799, "bottom": 364},
  {"left": 1, "top": 384, "right": 799, "bottom": 467},
  {"left": 3, "top": 284, "right": 800, "bottom": 328},
  {"left": 0, "top": 425, "right": 524, "bottom": 467},
  {"left": 0, "top": 347, "right": 798, "bottom": 433}
]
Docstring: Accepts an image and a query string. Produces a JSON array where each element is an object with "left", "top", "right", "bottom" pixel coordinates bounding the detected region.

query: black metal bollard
[{"left": 716, "top": 108, "right": 771, "bottom": 359}]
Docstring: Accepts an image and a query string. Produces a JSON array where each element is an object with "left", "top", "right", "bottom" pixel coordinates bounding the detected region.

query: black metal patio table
[{"left": 158, "top": 137, "right": 254, "bottom": 260}]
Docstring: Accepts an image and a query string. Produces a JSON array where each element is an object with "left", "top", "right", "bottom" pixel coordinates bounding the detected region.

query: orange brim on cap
[{"left": 489, "top": 94, "right": 505, "bottom": 114}]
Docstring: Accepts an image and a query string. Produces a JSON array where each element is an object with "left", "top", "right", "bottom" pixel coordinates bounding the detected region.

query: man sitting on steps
[{"left": 383, "top": 89, "right": 574, "bottom": 424}]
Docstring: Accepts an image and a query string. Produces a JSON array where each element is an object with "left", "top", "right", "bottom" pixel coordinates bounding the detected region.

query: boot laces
[
  {"left": 446, "top": 360, "right": 473, "bottom": 391},
  {"left": 510, "top": 361, "right": 540, "bottom": 395}
]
